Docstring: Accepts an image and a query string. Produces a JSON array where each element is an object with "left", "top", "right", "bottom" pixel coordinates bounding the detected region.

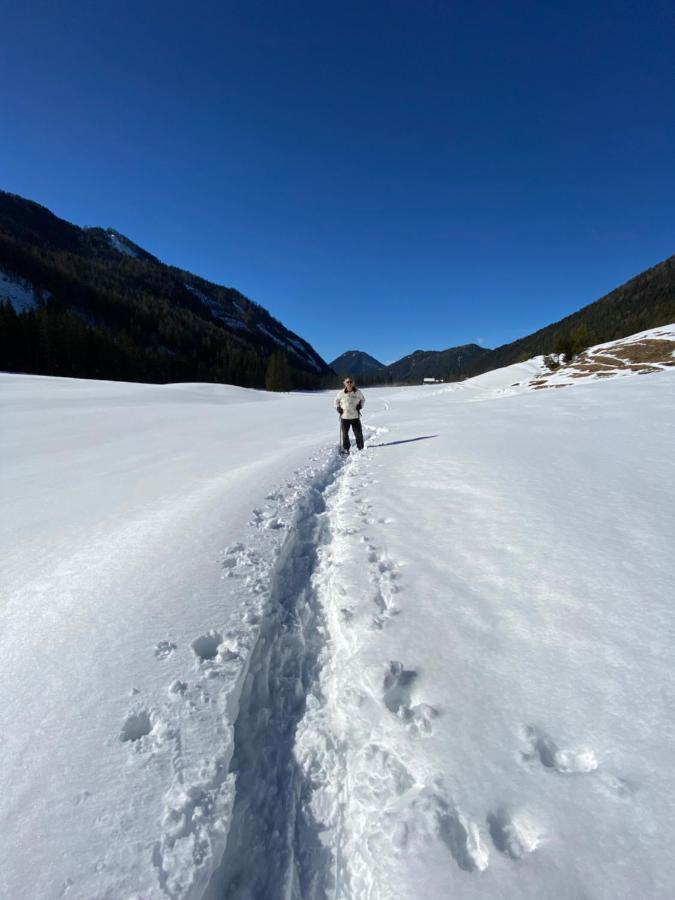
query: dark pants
[{"left": 341, "top": 417, "right": 364, "bottom": 451}]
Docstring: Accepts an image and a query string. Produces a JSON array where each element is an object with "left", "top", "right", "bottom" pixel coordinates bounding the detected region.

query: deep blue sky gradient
[{"left": 2, "top": 0, "right": 674, "bottom": 363}]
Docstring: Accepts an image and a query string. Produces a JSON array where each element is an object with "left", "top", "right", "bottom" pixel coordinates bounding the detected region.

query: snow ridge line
[{"left": 204, "top": 448, "right": 345, "bottom": 899}]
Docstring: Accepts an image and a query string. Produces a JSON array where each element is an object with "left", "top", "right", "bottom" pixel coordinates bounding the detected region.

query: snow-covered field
[{"left": 2, "top": 329, "right": 675, "bottom": 899}]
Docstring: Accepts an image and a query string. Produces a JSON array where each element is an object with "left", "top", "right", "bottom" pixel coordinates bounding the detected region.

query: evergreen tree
[{"left": 265, "top": 351, "right": 292, "bottom": 391}]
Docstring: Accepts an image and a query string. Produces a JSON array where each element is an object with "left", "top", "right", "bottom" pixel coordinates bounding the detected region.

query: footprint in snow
[
  {"left": 168, "top": 679, "right": 188, "bottom": 697},
  {"left": 351, "top": 744, "right": 416, "bottom": 808},
  {"left": 596, "top": 770, "right": 634, "bottom": 798},
  {"left": 119, "top": 708, "right": 153, "bottom": 743},
  {"left": 408, "top": 703, "right": 438, "bottom": 737},
  {"left": 191, "top": 630, "right": 240, "bottom": 667},
  {"left": 154, "top": 640, "right": 177, "bottom": 660},
  {"left": 59, "top": 877, "right": 75, "bottom": 897},
  {"left": 367, "top": 547, "right": 401, "bottom": 624},
  {"left": 521, "top": 725, "right": 598, "bottom": 774},
  {"left": 438, "top": 804, "right": 490, "bottom": 872},
  {"left": 371, "top": 608, "right": 400, "bottom": 632},
  {"left": 263, "top": 516, "right": 284, "bottom": 530},
  {"left": 382, "top": 662, "right": 438, "bottom": 736},
  {"left": 367, "top": 545, "right": 401, "bottom": 579},
  {"left": 222, "top": 543, "right": 259, "bottom": 576},
  {"left": 383, "top": 661, "right": 416, "bottom": 715},
  {"left": 250, "top": 504, "right": 285, "bottom": 529},
  {"left": 191, "top": 630, "right": 223, "bottom": 662},
  {"left": 408, "top": 787, "right": 489, "bottom": 872},
  {"left": 222, "top": 545, "right": 244, "bottom": 568},
  {"left": 226, "top": 542, "right": 245, "bottom": 553},
  {"left": 520, "top": 726, "right": 632, "bottom": 806},
  {"left": 487, "top": 808, "right": 542, "bottom": 858}
]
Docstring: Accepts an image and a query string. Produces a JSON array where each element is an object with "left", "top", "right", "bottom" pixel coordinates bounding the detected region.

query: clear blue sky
[{"left": 2, "top": 0, "right": 674, "bottom": 364}]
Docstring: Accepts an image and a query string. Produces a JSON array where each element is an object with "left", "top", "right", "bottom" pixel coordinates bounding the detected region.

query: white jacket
[{"left": 334, "top": 388, "right": 365, "bottom": 419}]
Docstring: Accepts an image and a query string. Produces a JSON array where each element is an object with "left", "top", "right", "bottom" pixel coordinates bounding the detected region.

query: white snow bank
[{"left": 452, "top": 356, "right": 545, "bottom": 393}]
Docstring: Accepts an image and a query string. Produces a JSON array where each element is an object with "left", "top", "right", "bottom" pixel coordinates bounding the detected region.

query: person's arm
[
  {"left": 357, "top": 390, "right": 365, "bottom": 410},
  {"left": 334, "top": 391, "right": 343, "bottom": 414}
]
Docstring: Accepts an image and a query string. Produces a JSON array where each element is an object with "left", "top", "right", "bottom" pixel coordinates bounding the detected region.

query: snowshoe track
[{"left": 123, "top": 423, "right": 624, "bottom": 899}]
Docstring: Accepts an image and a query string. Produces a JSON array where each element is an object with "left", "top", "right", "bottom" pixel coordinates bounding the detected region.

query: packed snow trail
[
  {"left": 205, "top": 456, "right": 341, "bottom": 900},
  {"left": 2, "top": 332, "right": 675, "bottom": 900}
]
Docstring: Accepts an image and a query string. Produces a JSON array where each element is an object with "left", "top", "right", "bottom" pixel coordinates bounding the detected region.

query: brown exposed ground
[
  {"left": 528, "top": 335, "right": 675, "bottom": 389},
  {"left": 603, "top": 339, "right": 675, "bottom": 365}
]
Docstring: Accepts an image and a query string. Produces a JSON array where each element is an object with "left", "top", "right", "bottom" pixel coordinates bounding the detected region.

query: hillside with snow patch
[{"left": 528, "top": 323, "right": 675, "bottom": 390}]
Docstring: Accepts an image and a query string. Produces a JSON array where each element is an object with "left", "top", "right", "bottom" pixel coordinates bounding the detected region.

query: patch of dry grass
[
  {"left": 573, "top": 362, "right": 621, "bottom": 373},
  {"left": 605, "top": 339, "right": 675, "bottom": 365},
  {"left": 528, "top": 335, "right": 674, "bottom": 389}
]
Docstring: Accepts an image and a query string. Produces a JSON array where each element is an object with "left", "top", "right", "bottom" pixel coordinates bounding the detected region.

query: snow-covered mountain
[
  {"left": 0, "top": 190, "right": 331, "bottom": 387},
  {"left": 2, "top": 324, "right": 674, "bottom": 898}
]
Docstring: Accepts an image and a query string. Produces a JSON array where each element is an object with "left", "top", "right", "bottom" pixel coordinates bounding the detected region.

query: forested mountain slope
[
  {"left": 466, "top": 253, "right": 675, "bottom": 377},
  {"left": 0, "top": 191, "right": 332, "bottom": 389}
]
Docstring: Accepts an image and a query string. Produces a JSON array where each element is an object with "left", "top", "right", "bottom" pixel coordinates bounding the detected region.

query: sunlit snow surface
[{"left": 2, "top": 332, "right": 675, "bottom": 899}]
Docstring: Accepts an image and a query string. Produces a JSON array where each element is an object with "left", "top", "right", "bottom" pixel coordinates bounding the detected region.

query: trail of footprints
[
  {"left": 115, "top": 437, "right": 632, "bottom": 890},
  {"left": 119, "top": 529, "right": 281, "bottom": 750},
  {"left": 318, "top": 444, "right": 633, "bottom": 881},
  {"left": 115, "top": 473, "right": 321, "bottom": 892}
]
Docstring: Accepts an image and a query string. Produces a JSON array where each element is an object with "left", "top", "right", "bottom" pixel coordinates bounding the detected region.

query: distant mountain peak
[
  {"left": 383, "top": 343, "right": 490, "bottom": 381},
  {"left": 330, "top": 350, "right": 384, "bottom": 376}
]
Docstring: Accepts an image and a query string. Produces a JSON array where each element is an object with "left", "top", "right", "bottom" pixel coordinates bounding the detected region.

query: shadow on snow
[{"left": 368, "top": 434, "right": 439, "bottom": 448}]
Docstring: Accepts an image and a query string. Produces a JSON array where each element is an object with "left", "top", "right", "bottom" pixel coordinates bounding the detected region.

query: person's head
[{"left": 343, "top": 377, "right": 355, "bottom": 391}]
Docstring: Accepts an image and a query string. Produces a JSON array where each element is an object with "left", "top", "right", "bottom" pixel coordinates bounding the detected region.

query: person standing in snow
[{"left": 335, "top": 377, "right": 365, "bottom": 453}]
